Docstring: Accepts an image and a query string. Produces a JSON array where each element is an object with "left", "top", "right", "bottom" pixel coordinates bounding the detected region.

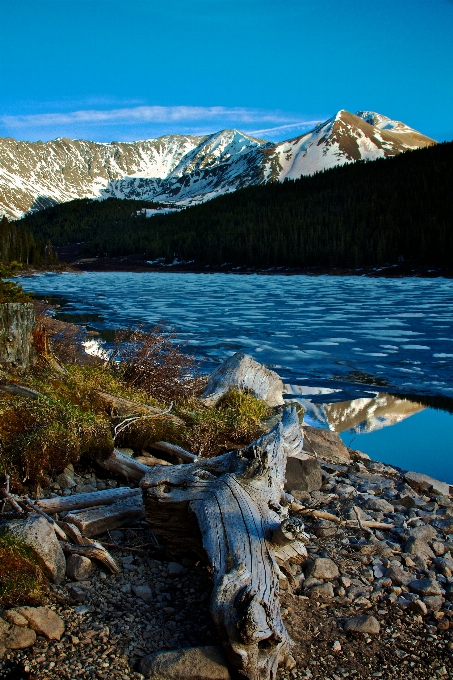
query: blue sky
[{"left": 1, "top": 0, "right": 452, "bottom": 143}]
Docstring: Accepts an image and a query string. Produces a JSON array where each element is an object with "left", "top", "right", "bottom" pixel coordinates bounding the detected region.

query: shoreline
[{"left": 26, "top": 246, "right": 452, "bottom": 278}]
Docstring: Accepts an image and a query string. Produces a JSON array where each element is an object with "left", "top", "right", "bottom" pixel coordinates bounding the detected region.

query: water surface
[{"left": 17, "top": 272, "right": 453, "bottom": 481}]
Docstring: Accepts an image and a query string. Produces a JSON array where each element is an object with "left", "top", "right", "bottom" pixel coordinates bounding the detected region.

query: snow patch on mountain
[{"left": 0, "top": 111, "right": 435, "bottom": 219}]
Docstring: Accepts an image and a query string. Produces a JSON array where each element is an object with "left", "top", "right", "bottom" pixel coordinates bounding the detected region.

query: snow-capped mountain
[{"left": 0, "top": 110, "right": 435, "bottom": 219}]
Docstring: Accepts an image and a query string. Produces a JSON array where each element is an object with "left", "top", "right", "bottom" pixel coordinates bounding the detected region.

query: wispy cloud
[
  {"left": 1, "top": 105, "right": 306, "bottom": 128},
  {"left": 248, "top": 120, "right": 320, "bottom": 135}
]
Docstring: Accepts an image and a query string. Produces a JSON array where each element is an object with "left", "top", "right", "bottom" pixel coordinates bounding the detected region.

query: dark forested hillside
[
  {"left": 20, "top": 141, "right": 453, "bottom": 269},
  {"left": 0, "top": 215, "right": 58, "bottom": 267}
]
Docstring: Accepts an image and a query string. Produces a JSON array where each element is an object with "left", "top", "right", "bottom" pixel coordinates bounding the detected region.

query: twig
[
  {"left": 0, "top": 476, "right": 25, "bottom": 514},
  {"left": 98, "top": 540, "right": 148, "bottom": 555},
  {"left": 353, "top": 506, "right": 373, "bottom": 536},
  {"left": 113, "top": 402, "right": 174, "bottom": 441}
]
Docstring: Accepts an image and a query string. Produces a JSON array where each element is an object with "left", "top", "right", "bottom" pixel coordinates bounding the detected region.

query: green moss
[{"left": 0, "top": 533, "right": 47, "bottom": 607}]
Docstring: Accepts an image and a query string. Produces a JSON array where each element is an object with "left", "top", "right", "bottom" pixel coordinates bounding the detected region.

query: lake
[{"left": 17, "top": 271, "right": 453, "bottom": 482}]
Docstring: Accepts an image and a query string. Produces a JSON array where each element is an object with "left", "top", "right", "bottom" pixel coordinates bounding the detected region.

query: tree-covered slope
[{"left": 20, "top": 141, "right": 453, "bottom": 269}]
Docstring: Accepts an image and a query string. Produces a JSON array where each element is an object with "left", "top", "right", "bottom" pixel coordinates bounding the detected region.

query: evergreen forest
[
  {"left": 0, "top": 215, "right": 58, "bottom": 267},
  {"left": 18, "top": 141, "right": 453, "bottom": 269}
]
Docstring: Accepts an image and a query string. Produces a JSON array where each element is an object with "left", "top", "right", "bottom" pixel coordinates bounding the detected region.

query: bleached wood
[
  {"left": 64, "top": 496, "right": 145, "bottom": 538},
  {"left": 98, "top": 448, "right": 151, "bottom": 481},
  {"left": 36, "top": 486, "right": 141, "bottom": 515},
  {"left": 141, "top": 406, "right": 304, "bottom": 680},
  {"left": 95, "top": 390, "right": 184, "bottom": 425},
  {"left": 149, "top": 440, "right": 197, "bottom": 463}
]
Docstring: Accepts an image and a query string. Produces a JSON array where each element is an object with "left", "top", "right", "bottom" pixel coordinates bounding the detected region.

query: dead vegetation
[{"left": 0, "top": 314, "right": 272, "bottom": 492}]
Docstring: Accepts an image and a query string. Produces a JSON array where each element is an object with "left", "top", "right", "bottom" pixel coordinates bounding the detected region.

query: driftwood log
[
  {"left": 141, "top": 407, "right": 307, "bottom": 680},
  {"left": 36, "top": 486, "right": 141, "bottom": 515},
  {"left": 64, "top": 496, "right": 145, "bottom": 537},
  {"left": 99, "top": 448, "right": 152, "bottom": 481}
]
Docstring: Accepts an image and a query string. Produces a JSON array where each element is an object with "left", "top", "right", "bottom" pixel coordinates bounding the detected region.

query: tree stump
[
  {"left": 0, "top": 303, "right": 36, "bottom": 370},
  {"left": 141, "top": 407, "right": 307, "bottom": 680}
]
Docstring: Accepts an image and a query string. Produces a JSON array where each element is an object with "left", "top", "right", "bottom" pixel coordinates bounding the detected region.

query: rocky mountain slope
[{"left": 0, "top": 111, "right": 435, "bottom": 219}]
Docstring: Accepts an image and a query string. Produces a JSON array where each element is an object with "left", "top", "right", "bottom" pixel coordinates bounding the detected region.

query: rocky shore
[
  {"left": 1, "top": 432, "right": 453, "bottom": 679},
  {"left": 1, "top": 354, "right": 452, "bottom": 680}
]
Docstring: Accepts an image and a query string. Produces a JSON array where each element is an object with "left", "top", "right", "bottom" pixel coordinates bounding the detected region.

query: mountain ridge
[{"left": 0, "top": 110, "right": 435, "bottom": 219}]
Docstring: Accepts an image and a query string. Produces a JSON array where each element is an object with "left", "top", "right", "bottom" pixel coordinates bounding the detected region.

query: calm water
[{"left": 17, "top": 272, "right": 453, "bottom": 481}]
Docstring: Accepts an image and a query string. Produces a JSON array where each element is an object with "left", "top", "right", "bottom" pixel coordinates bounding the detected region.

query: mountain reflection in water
[{"left": 288, "top": 388, "right": 425, "bottom": 434}]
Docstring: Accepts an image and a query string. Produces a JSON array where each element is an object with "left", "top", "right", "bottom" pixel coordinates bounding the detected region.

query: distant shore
[{"left": 44, "top": 246, "right": 453, "bottom": 278}]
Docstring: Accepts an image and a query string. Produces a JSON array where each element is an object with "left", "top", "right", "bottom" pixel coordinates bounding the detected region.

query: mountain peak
[{"left": 0, "top": 110, "right": 436, "bottom": 219}]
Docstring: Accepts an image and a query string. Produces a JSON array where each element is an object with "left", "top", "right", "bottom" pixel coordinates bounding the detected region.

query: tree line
[
  {"left": 19, "top": 141, "right": 453, "bottom": 269},
  {"left": 0, "top": 215, "right": 58, "bottom": 267}
]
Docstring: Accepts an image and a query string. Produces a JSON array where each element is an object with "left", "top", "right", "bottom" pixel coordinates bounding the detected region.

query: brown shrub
[{"left": 107, "top": 324, "right": 205, "bottom": 404}]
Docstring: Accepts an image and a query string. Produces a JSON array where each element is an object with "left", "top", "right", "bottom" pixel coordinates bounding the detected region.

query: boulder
[
  {"left": 66, "top": 555, "right": 95, "bottom": 581},
  {"left": 305, "top": 557, "right": 339, "bottom": 581},
  {"left": 408, "top": 578, "right": 442, "bottom": 597},
  {"left": 285, "top": 453, "right": 322, "bottom": 492},
  {"left": 312, "top": 519, "right": 338, "bottom": 538},
  {"left": 385, "top": 565, "right": 412, "bottom": 587},
  {"left": 431, "top": 518, "right": 453, "bottom": 535},
  {"left": 402, "top": 537, "right": 435, "bottom": 559},
  {"left": 407, "top": 599, "right": 428, "bottom": 616},
  {"left": 0, "top": 618, "right": 36, "bottom": 650},
  {"left": 404, "top": 472, "right": 450, "bottom": 498},
  {"left": 133, "top": 585, "right": 153, "bottom": 602},
  {"left": 308, "top": 582, "right": 334, "bottom": 599},
  {"left": 202, "top": 353, "right": 284, "bottom": 407},
  {"left": 138, "top": 645, "right": 231, "bottom": 680},
  {"left": 423, "top": 595, "right": 444, "bottom": 611},
  {"left": 302, "top": 426, "right": 351, "bottom": 464},
  {"left": 15, "top": 606, "right": 65, "bottom": 641},
  {"left": 362, "top": 496, "right": 394, "bottom": 513},
  {"left": 408, "top": 525, "right": 438, "bottom": 542},
  {"left": 343, "top": 615, "right": 380, "bottom": 635},
  {"left": 2, "top": 610, "right": 28, "bottom": 627},
  {"left": 0, "top": 515, "right": 65, "bottom": 584}
]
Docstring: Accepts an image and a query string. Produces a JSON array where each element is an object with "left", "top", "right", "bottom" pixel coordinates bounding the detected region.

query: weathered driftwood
[
  {"left": 141, "top": 407, "right": 306, "bottom": 680},
  {"left": 149, "top": 440, "right": 197, "bottom": 463},
  {"left": 36, "top": 486, "right": 141, "bottom": 515},
  {"left": 99, "top": 449, "right": 151, "bottom": 481},
  {"left": 202, "top": 352, "right": 285, "bottom": 407},
  {"left": 64, "top": 496, "right": 145, "bottom": 538},
  {"left": 0, "top": 382, "right": 42, "bottom": 399},
  {"left": 59, "top": 521, "right": 121, "bottom": 574},
  {"left": 95, "top": 390, "right": 184, "bottom": 425},
  {"left": 134, "top": 454, "right": 172, "bottom": 466}
]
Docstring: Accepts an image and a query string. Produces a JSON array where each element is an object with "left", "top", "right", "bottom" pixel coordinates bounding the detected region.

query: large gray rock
[
  {"left": 0, "top": 515, "right": 65, "bottom": 584},
  {"left": 138, "top": 645, "right": 231, "bottom": 679},
  {"left": 285, "top": 452, "right": 322, "bottom": 492},
  {"left": 15, "top": 606, "right": 65, "bottom": 640},
  {"left": 404, "top": 472, "right": 451, "bottom": 498},
  {"left": 305, "top": 557, "right": 340, "bottom": 580},
  {"left": 402, "top": 536, "right": 435, "bottom": 559},
  {"left": 66, "top": 554, "right": 95, "bottom": 581},
  {"left": 343, "top": 615, "right": 380, "bottom": 635},
  {"left": 0, "top": 618, "right": 36, "bottom": 650},
  {"left": 202, "top": 353, "right": 284, "bottom": 407},
  {"left": 302, "top": 426, "right": 351, "bottom": 464},
  {"left": 408, "top": 578, "right": 442, "bottom": 597},
  {"left": 385, "top": 565, "right": 412, "bottom": 587},
  {"left": 408, "top": 524, "right": 438, "bottom": 542}
]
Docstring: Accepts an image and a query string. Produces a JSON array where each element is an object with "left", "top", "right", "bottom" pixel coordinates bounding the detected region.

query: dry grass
[
  {"left": 0, "top": 533, "right": 47, "bottom": 608},
  {"left": 177, "top": 389, "right": 271, "bottom": 457},
  {"left": 107, "top": 324, "right": 206, "bottom": 403}
]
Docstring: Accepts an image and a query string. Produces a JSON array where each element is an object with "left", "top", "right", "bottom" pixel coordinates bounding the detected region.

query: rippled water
[
  {"left": 17, "top": 271, "right": 453, "bottom": 480},
  {"left": 19, "top": 272, "right": 453, "bottom": 394}
]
